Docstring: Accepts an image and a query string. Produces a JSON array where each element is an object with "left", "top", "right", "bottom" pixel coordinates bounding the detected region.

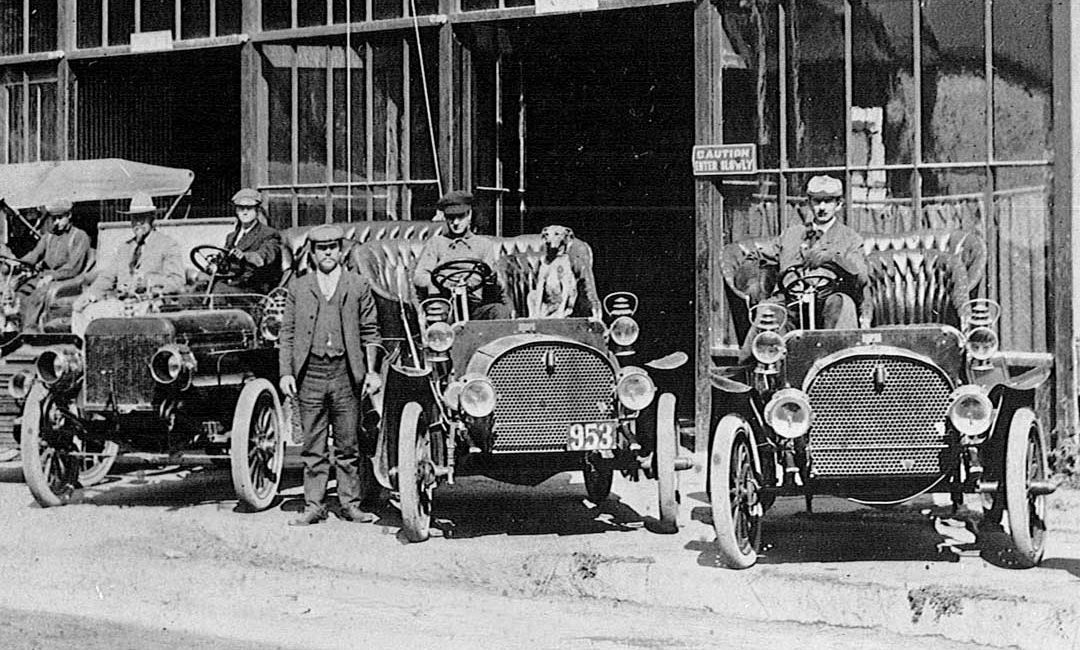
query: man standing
[
  {"left": 216, "top": 188, "right": 281, "bottom": 294},
  {"left": 279, "top": 224, "right": 383, "bottom": 526},
  {"left": 72, "top": 192, "right": 185, "bottom": 335},
  {"left": 18, "top": 199, "right": 92, "bottom": 330},
  {"left": 413, "top": 190, "right": 511, "bottom": 320}
]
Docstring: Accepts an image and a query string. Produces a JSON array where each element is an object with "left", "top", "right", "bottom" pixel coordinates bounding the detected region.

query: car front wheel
[
  {"left": 710, "top": 414, "right": 763, "bottom": 569},
  {"left": 1004, "top": 407, "right": 1048, "bottom": 568},
  {"left": 230, "top": 379, "right": 285, "bottom": 511}
]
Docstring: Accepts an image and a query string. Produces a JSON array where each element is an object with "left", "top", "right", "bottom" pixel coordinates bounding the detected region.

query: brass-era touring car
[
  {"left": 711, "top": 229, "right": 1057, "bottom": 569},
  {"left": 352, "top": 232, "right": 693, "bottom": 542},
  {"left": 15, "top": 220, "right": 445, "bottom": 509}
]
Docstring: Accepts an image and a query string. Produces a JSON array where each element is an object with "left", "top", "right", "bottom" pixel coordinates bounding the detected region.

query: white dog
[{"left": 528, "top": 225, "right": 579, "bottom": 319}]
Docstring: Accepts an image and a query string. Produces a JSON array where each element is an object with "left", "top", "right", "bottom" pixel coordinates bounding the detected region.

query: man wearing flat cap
[
  {"left": 413, "top": 190, "right": 511, "bottom": 319},
  {"left": 214, "top": 188, "right": 282, "bottom": 294},
  {"left": 775, "top": 174, "right": 868, "bottom": 330},
  {"left": 72, "top": 191, "right": 185, "bottom": 335},
  {"left": 17, "top": 198, "right": 91, "bottom": 330},
  {"left": 279, "top": 224, "right": 383, "bottom": 526}
]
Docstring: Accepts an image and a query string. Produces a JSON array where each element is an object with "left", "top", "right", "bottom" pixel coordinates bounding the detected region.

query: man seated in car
[
  {"left": 739, "top": 175, "right": 869, "bottom": 360},
  {"left": 15, "top": 199, "right": 92, "bottom": 331},
  {"left": 773, "top": 174, "right": 869, "bottom": 330},
  {"left": 413, "top": 190, "right": 511, "bottom": 320},
  {"left": 71, "top": 192, "right": 185, "bottom": 335},
  {"left": 212, "top": 188, "right": 282, "bottom": 294}
]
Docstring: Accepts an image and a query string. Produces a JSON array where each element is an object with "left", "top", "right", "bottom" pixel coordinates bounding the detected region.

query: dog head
[{"left": 541, "top": 225, "right": 574, "bottom": 258}]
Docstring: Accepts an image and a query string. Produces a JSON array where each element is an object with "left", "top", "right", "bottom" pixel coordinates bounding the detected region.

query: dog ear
[{"left": 563, "top": 227, "right": 575, "bottom": 241}]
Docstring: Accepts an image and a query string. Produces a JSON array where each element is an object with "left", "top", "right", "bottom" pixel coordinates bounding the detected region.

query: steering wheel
[
  {"left": 779, "top": 264, "right": 841, "bottom": 300},
  {"left": 0, "top": 255, "right": 36, "bottom": 273},
  {"left": 430, "top": 259, "right": 493, "bottom": 294},
  {"left": 190, "top": 245, "right": 244, "bottom": 281}
]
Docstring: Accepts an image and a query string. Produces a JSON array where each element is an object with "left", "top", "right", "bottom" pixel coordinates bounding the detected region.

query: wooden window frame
[{"left": 1, "top": 70, "right": 58, "bottom": 163}]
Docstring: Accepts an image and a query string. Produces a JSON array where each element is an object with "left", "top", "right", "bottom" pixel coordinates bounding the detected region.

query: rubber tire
[
  {"left": 655, "top": 393, "right": 679, "bottom": 533},
  {"left": 1004, "top": 407, "right": 1048, "bottom": 568},
  {"left": 230, "top": 379, "right": 286, "bottom": 511},
  {"left": 584, "top": 452, "right": 614, "bottom": 504},
  {"left": 20, "top": 383, "right": 77, "bottom": 507},
  {"left": 397, "top": 401, "right": 431, "bottom": 543},
  {"left": 710, "top": 414, "right": 762, "bottom": 569}
]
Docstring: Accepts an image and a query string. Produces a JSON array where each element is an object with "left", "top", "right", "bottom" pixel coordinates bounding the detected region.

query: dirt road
[{"left": 0, "top": 458, "right": 1075, "bottom": 648}]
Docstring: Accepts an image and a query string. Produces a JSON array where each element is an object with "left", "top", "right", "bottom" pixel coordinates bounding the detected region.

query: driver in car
[
  {"left": 413, "top": 190, "right": 511, "bottom": 320},
  {"left": 15, "top": 199, "right": 92, "bottom": 331},
  {"left": 775, "top": 174, "right": 869, "bottom": 330},
  {"left": 214, "top": 188, "right": 282, "bottom": 294}
]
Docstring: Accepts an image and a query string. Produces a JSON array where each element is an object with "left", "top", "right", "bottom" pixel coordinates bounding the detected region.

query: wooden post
[
  {"left": 239, "top": 0, "right": 262, "bottom": 188},
  {"left": 694, "top": 0, "right": 725, "bottom": 458},
  {"left": 437, "top": 0, "right": 455, "bottom": 195},
  {"left": 1052, "top": 0, "right": 1078, "bottom": 448},
  {"left": 57, "top": 0, "right": 75, "bottom": 159}
]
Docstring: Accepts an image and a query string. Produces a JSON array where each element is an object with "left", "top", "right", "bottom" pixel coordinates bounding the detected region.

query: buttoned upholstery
[
  {"left": 281, "top": 221, "right": 445, "bottom": 276},
  {"left": 498, "top": 237, "right": 597, "bottom": 318},
  {"left": 720, "top": 228, "right": 985, "bottom": 342}
]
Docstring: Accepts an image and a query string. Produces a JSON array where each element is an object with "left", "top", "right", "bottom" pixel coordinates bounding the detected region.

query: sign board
[
  {"left": 130, "top": 30, "right": 174, "bottom": 53},
  {"left": 535, "top": 0, "right": 599, "bottom": 14},
  {"left": 692, "top": 144, "right": 757, "bottom": 176}
]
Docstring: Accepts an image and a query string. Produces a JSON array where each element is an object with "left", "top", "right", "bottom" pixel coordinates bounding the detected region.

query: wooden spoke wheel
[
  {"left": 710, "top": 414, "right": 763, "bottom": 569},
  {"left": 397, "top": 401, "right": 433, "bottom": 542},
  {"left": 1004, "top": 407, "right": 1049, "bottom": 568},
  {"left": 654, "top": 393, "right": 680, "bottom": 534},
  {"left": 21, "top": 384, "right": 81, "bottom": 507},
  {"left": 230, "top": 379, "right": 285, "bottom": 511}
]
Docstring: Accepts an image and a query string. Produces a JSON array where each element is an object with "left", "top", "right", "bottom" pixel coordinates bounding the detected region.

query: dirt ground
[{"left": 0, "top": 457, "right": 1075, "bottom": 649}]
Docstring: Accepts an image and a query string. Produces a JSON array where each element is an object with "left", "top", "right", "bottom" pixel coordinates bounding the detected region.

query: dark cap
[
  {"left": 308, "top": 224, "right": 345, "bottom": 244},
  {"left": 436, "top": 190, "right": 473, "bottom": 217},
  {"left": 231, "top": 188, "right": 263, "bottom": 207}
]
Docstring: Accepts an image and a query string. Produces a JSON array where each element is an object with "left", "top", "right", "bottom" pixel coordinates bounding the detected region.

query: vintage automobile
[
  {"left": 353, "top": 231, "right": 692, "bottom": 542},
  {"left": 16, "top": 219, "right": 446, "bottom": 508},
  {"left": 711, "top": 228, "right": 1057, "bottom": 569},
  {"left": 0, "top": 159, "right": 196, "bottom": 462}
]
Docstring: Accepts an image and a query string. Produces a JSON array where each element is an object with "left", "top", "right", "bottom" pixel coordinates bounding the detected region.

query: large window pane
[
  {"left": 76, "top": 0, "right": 102, "bottom": 49},
  {"left": 181, "top": 0, "right": 211, "bottom": 40},
  {"left": 264, "top": 46, "right": 293, "bottom": 185},
  {"left": 331, "top": 46, "right": 363, "bottom": 183},
  {"left": 373, "top": 0, "right": 403, "bottom": 20},
  {"left": 372, "top": 40, "right": 403, "bottom": 184},
  {"left": 7, "top": 83, "right": 23, "bottom": 162},
  {"left": 922, "top": 0, "right": 986, "bottom": 163},
  {"left": 333, "top": 0, "right": 367, "bottom": 23},
  {"left": 37, "top": 82, "right": 56, "bottom": 160},
  {"left": 298, "top": 0, "right": 326, "bottom": 27},
  {"left": 29, "top": 0, "right": 57, "bottom": 52},
  {"left": 725, "top": 2, "right": 779, "bottom": 169},
  {"left": 297, "top": 192, "right": 327, "bottom": 226},
  {"left": 216, "top": 0, "right": 242, "bottom": 36},
  {"left": 265, "top": 191, "right": 294, "bottom": 230},
  {"left": 0, "top": 0, "right": 23, "bottom": 56},
  {"left": 788, "top": 0, "right": 844, "bottom": 168},
  {"left": 992, "top": 0, "right": 1052, "bottom": 162},
  {"left": 262, "top": 0, "right": 290, "bottom": 31},
  {"left": 350, "top": 46, "right": 367, "bottom": 182},
  {"left": 297, "top": 46, "right": 328, "bottom": 184},
  {"left": 141, "top": 0, "right": 175, "bottom": 35},
  {"left": 109, "top": 0, "right": 134, "bottom": 46}
]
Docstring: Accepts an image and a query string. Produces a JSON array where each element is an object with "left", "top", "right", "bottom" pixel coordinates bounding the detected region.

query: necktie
[{"left": 129, "top": 237, "right": 145, "bottom": 273}]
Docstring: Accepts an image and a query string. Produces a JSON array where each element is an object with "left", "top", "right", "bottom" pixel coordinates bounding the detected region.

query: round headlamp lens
[
  {"left": 948, "top": 389, "right": 993, "bottom": 436},
  {"left": 260, "top": 314, "right": 281, "bottom": 341},
  {"left": 765, "top": 389, "right": 812, "bottom": 439},
  {"left": 966, "top": 326, "right": 998, "bottom": 361},
  {"left": 751, "top": 330, "right": 786, "bottom": 364},
  {"left": 609, "top": 316, "right": 639, "bottom": 347},
  {"left": 616, "top": 370, "right": 656, "bottom": 411},
  {"left": 461, "top": 379, "right": 495, "bottom": 418},
  {"left": 426, "top": 322, "right": 455, "bottom": 353}
]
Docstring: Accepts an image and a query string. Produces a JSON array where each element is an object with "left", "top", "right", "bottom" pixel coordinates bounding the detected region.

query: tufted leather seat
[
  {"left": 865, "top": 248, "right": 970, "bottom": 327},
  {"left": 280, "top": 221, "right": 445, "bottom": 276},
  {"left": 720, "top": 228, "right": 984, "bottom": 341},
  {"left": 499, "top": 237, "right": 598, "bottom": 318}
]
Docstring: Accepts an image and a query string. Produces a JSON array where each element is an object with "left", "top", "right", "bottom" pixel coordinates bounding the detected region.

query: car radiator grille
[
  {"left": 805, "top": 355, "right": 953, "bottom": 476},
  {"left": 86, "top": 331, "right": 171, "bottom": 407},
  {"left": 488, "top": 343, "right": 615, "bottom": 453}
]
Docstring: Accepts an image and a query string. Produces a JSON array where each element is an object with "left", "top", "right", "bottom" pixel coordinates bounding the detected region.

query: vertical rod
[
  {"left": 291, "top": 47, "right": 298, "bottom": 226},
  {"left": 346, "top": 0, "right": 352, "bottom": 221},
  {"left": 494, "top": 54, "right": 502, "bottom": 236},
  {"left": 778, "top": 2, "right": 787, "bottom": 220},
  {"left": 366, "top": 40, "right": 374, "bottom": 220},
  {"left": 22, "top": 0, "right": 29, "bottom": 55},
  {"left": 844, "top": 0, "right": 852, "bottom": 219},
  {"left": 403, "top": 37, "right": 412, "bottom": 220},
  {"left": 911, "top": 0, "right": 923, "bottom": 220},
  {"left": 982, "top": 0, "right": 994, "bottom": 258},
  {"left": 326, "top": 44, "right": 333, "bottom": 223},
  {"left": 101, "top": 0, "right": 107, "bottom": 47},
  {"left": 210, "top": 0, "right": 217, "bottom": 38}
]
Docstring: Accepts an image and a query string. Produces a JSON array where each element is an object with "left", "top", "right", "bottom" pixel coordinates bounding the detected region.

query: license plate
[{"left": 566, "top": 421, "right": 618, "bottom": 451}]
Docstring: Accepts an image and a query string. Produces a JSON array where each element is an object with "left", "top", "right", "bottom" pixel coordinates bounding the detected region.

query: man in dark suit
[
  {"left": 217, "top": 188, "right": 282, "bottom": 294},
  {"left": 278, "top": 224, "right": 383, "bottom": 526}
]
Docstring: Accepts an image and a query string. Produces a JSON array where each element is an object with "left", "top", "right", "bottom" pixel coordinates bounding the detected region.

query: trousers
[{"left": 298, "top": 355, "right": 367, "bottom": 511}]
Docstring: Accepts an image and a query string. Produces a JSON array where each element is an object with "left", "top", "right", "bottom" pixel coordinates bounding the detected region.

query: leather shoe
[
  {"left": 288, "top": 508, "right": 327, "bottom": 526},
  {"left": 341, "top": 505, "right": 377, "bottom": 523}
]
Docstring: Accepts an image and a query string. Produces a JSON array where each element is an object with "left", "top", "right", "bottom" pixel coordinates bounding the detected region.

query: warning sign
[{"left": 691, "top": 144, "right": 757, "bottom": 176}]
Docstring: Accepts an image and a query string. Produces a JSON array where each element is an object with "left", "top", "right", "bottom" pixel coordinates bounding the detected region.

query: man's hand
[
  {"left": 38, "top": 275, "right": 53, "bottom": 286},
  {"left": 362, "top": 372, "right": 383, "bottom": 396},
  {"left": 279, "top": 375, "right": 297, "bottom": 398}
]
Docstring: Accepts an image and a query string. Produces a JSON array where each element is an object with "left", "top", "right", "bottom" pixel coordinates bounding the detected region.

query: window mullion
[
  {"left": 778, "top": 2, "right": 787, "bottom": 218},
  {"left": 366, "top": 41, "right": 374, "bottom": 220},
  {"left": 911, "top": 0, "right": 922, "bottom": 216},
  {"left": 325, "top": 44, "right": 333, "bottom": 223},
  {"left": 403, "top": 38, "right": 411, "bottom": 221},
  {"left": 843, "top": 0, "right": 852, "bottom": 212},
  {"left": 210, "top": 0, "right": 217, "bottom": 38},
  {"left": 23, "top": 0, "right": 30, "bottom": 55}
]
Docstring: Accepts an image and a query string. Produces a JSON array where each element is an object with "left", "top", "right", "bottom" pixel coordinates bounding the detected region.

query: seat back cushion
[{"left": 866, "top": 248, "right": 970, "bottom": 327}]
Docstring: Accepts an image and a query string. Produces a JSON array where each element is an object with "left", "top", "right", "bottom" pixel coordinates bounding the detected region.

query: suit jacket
[
  {"left": 89, "top": 229, "right": 185, "bottom": 297},
  {"left": 20, "top": 226, "right": 91, "bottom": 281},
  {"left": 279, "top": 269, "right": 381, "bottom": 385},
  {"left": 777, "top": 220, "right": 868, "bottom": 285},
  {"left": 224, "top": 221, "right": 282, "bottom": 294}
]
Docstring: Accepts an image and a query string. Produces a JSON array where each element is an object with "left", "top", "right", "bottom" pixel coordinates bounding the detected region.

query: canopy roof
[{"left": 0, "top": 159, "right": 194, "bottom": 210}]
